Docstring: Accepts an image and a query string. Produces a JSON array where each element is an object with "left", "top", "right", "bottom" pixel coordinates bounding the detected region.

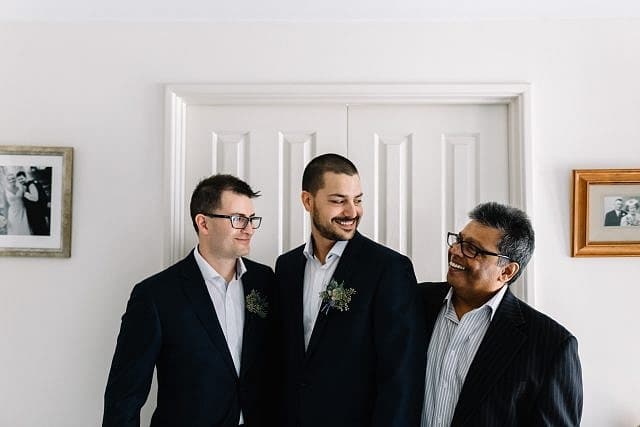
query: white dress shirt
[
  {"left": 194, "top": 246, "right": 246, "bottom": 424},
  {"left": 302, "top": 238, "right": 348, "bottom": 349},
  {"left": 421, "top": 285, "right": 508, "bottom": 427}
]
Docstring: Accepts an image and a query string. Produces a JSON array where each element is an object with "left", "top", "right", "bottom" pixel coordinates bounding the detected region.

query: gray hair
[{"left": 469, "top": 202, "right": 534, "bottom": 285}]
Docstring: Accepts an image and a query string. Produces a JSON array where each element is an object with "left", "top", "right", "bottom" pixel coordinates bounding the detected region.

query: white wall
[{"left": 0, "top": 21, "right": 638, "bottom": 426}]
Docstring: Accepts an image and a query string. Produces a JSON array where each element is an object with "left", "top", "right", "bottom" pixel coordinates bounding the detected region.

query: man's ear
[
  {"left": 195, "top": 214, "right": 209, "bottom": 235},
  {"left": 301, "top": 191, "right": 313, "bottom": 213},
  {"left": 500, "top": 262, "right": 520, "bottom": 284}
]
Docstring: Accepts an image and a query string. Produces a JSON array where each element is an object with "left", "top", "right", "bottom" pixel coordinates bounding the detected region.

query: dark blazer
[
  {"left": 103, "top": 251, "right": 276, "bottom": 427},
  {"left": 604, "top": 209, "right": 626, "bottom": 226},
  {"left": 274, "top": 232, "right": 422, "bottom": 427},
  {"left": 417, "top": 282, "right": 583, "bottom": 427}
]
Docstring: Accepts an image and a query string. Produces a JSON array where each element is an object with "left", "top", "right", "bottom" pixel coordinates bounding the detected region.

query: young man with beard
[
  {"left": 418, "top": 202, "right": 582, "bottom": 426},
  {"left": 274, "top": 153, "right": 423, "bottom": 427},
  {"left": 104, "top": 174, "right": 276, "bottom": 427}
]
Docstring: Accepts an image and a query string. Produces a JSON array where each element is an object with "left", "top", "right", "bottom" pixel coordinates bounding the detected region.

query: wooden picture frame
[
  {"left": 572, "top": 169, "right": 640, "bottom": 257},
  {"left": 0, "top": 145, "right": 73, "bottom": 257}
]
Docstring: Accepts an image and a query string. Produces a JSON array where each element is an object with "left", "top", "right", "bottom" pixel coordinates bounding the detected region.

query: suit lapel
[
  {"left": 239, "top": 264, "right": 261, "bottom": 378},
  {"left": 289, "top": 248, "right": 308, "bottom": 364},
  {"left": 451, "top": 289, "right": 527, "bottom": 426},
  {"left": 422, "top": 284, "right": 449, "bottom": 344},
  {"left": 304, "top": 233, "right": 364, "bottom": 361},
  {"left": 179, "top": 252, "right": 238, "bottom": 378}
]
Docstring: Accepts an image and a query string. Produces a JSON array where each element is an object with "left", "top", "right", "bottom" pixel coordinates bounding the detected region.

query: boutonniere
[
  {"left": 319, "top": 279, "right": 357, "bottom": 314},
  {"left": 245, "top": 289, "right": 268, "bottom": 319}
]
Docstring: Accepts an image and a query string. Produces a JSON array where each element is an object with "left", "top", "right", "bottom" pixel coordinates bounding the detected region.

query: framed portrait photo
[
  {"left": 0, "top": 145, "right": 73, "bottom": 257},
  {"left": 572, "top": 169, "right": 640, "bottom": 257}
]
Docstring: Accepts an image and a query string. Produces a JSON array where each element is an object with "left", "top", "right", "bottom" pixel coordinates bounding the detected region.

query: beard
[{"left": 312, "top": 208, "right": 360, "bottom": 242}]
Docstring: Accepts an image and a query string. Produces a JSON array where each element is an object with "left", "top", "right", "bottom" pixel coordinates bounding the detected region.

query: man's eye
[
  {"left": 354, "top": 199, "right": 362, "bottom": 205},
  {"left": 330, "top": 200, "right": 344, "bottom": 204}
]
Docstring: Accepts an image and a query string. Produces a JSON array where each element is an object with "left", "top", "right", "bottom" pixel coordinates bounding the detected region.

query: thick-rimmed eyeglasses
[
  {"left": 446, "top": 232, "right": 511, "bottom": 261},
  {"left": 202, "top": 213, "right": 262, "bottom": 229}
]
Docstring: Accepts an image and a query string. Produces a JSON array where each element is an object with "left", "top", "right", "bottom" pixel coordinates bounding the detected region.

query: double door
[{"left": 183, "top": 102, "right": 509, "bottom": 282}]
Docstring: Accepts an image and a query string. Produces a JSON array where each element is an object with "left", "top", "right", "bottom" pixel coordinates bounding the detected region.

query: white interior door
[
  {"left": 168, "top": 84, "right": 530, "bottom": 300},
  {"left": 184, "top": 104, "right": 347, "bottom": 266},
  {"left": 348, "top": 104, "right": 509, "bottom": 283}
]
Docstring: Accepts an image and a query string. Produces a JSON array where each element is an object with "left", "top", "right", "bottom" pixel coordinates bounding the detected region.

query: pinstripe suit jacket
[{"left": 418, "top": 282, "right": 583, "bottom": 427}]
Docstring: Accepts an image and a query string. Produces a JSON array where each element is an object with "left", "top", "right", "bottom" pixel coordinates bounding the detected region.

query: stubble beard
[{"left": 312, "top": 209, "right": 359, "bottom": 242}]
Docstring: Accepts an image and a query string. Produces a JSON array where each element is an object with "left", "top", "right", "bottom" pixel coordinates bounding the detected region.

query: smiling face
[
  {"left": 194, "top": 190, "right": 256, "bottom": 260},
  {"left": 303, "top": 171, "right": 363, "bottom": 246},
  {"left": 615, "top": 199, "right": 624, "bottom": 210},
  {"left": 447, "top": 220, "right": 518, "bottom": 303}
]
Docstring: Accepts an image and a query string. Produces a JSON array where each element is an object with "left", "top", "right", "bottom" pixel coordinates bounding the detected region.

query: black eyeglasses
[
  {"left": 202, "top": 213, "right": 262, "bottom": 229},
  {"left": 446, "top": 232, "right": 511, "bottom": 261}
]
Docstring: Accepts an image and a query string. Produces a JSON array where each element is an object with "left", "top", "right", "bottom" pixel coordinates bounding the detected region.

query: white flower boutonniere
[
  {"left": 319, "top": 279, "right": 357, "bottom": 314},
  {"left": 245, "top": 289, "right": 268, "bottom": 318}
]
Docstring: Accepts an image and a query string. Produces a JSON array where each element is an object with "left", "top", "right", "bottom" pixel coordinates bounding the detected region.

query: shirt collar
[
  {"left": 484, "top": 285, "right": 508, "bottom": 320},
  {"left": 444, "top": 284, "right": 508, "bottom": 321},
  {"left": 193, "top": 245, "right": 247, "bottom": 282},
  {"left": 303, "top": 236, "right": 348, "bottom": 262}
]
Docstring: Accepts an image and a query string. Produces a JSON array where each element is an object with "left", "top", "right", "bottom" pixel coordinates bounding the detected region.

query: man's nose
[
  {"left": 241, "top": 223, "right": 255, "bottom": 235},
  {"left": 449, "top": 242, "right": 463, "bottom": 258},
  {"left": 343, "top": 201, "right": 357, "bottom": 217}
]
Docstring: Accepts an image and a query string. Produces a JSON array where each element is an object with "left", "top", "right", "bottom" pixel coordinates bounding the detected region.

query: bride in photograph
[
  {"left": 620, "top": 199, "right": 640, "bottom": 227},
  {"left": 4, "top": 172, "right": 31, "bottom": 235}
]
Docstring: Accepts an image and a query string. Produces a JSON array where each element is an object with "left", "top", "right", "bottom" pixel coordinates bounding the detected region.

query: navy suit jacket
[
  {"left": 103, "top": 251, "right": 276, "bottom": 427},
  {"left": 418, "top": 282, "right": 583, "bottom": 426},
  {"left": 274, "top": 232, "right": 423, "bottom": 427}
]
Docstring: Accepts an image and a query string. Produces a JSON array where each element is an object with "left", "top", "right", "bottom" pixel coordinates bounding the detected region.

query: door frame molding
[{"left": 165, "top": 83, "right": 534, "bottom": 303}]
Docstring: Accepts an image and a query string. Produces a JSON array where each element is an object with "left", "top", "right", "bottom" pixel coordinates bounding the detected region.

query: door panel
[{"left": 348, "top": 104, "right": 509, "bottom": 282}]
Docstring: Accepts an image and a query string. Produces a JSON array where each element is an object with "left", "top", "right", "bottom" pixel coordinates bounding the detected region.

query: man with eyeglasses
[
  {"left": 104, "top": 174, "right": 276, "bottom": 427},
  {"left": 418, "top": 202, "right": 582, "bottom": 427}
]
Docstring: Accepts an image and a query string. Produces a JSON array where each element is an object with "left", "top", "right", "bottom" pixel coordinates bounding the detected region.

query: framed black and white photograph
[
  {"left": 0, "top": 145, "right": 73, "bottom": 257},
  {"left": 572, "top": 169, "right": 640, "bottom": 257}
]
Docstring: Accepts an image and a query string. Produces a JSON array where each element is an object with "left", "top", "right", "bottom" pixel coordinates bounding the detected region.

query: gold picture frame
[
  {"left": 572, "top": 169, "right": 640, "bottom": 257},
  {"left": 0, "top": 145, "right": 73, "bottom": 257}
]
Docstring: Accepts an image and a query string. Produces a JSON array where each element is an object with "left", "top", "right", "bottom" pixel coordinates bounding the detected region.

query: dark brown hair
[
  {"left": 189, "top": 174, "right": 260, "bottom": 232},
  {"left": 302, "top": 153, "right": 358, "bottom": 194}
]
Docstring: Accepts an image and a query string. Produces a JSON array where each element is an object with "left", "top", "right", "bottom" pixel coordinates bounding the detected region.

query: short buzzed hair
[
  {"left": 302, "top": 153, "right": 358, "bottom": 194},
  {"left": 469, "top": 202, "right": 535, "bottom": 285},
  {"left": 189, "top": 174, "right": 260, "bottom": 232}
]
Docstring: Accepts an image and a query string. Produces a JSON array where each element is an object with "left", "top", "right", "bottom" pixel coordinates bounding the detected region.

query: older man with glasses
[
  {"left": 417, "top": 202, "right": 583, "bottom": 427},
  {"left": 104, "top": 174, "right": 276, "bottom": 427}
]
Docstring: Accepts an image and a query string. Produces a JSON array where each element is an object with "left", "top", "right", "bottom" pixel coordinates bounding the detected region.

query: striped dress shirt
[{"left": 421, "top": 285, "right": 508, "bottom": 427}]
